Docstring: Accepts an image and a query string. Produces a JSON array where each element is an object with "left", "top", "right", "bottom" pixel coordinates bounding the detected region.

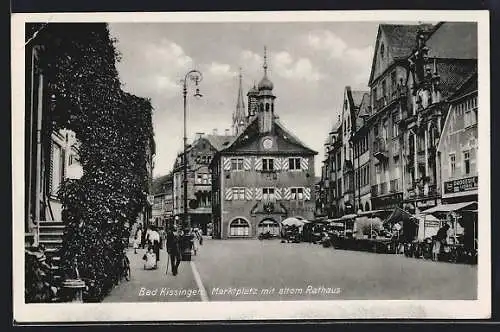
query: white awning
[{"left": 421, "top": 201, "right": 477, "bottom": 214}]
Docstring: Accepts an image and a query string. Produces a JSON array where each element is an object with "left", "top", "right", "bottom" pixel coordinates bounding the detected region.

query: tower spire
[{"left": 263, "top": 46, "right": 268, "bottom": 76}]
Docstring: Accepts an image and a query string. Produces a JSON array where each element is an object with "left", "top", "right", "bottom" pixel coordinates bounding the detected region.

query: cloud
[
  {"left": 305, "top": 30, "right": 374, "bottom": 86},
  {"left": 307, "top": 30, "right": 347, "bottom": 58},
  {"left": 274, "top": 54, "right": 324, "bottom": 82},
  {"left": 306, "top": 30, "right": 373, "bottom": 65},
  {"left": 240, "top": 49, "right": 323, "bottom": 83},
  {"left": 113, "top": 36, "right": 193, "bottom": 98},
  {"left": 205, "top": 62, "right": 238, "bottom": 80}
]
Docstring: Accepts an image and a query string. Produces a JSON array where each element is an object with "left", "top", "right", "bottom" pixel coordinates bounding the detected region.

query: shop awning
[
  {"left": 384, "top": 207, "right": 418, "bottom": 225},
  {"left": 357, "top": 210, "right": 387, "bottom": 216},
  {"left": 421, "top": 201, "right": 477, "bottom": 214},
  {"left": 340, "top": 214, "right": 358, "bottom": 220}
]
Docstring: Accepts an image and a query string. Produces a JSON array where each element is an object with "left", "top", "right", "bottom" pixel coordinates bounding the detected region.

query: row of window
[
  {"left": 355, "top": 164, "right": 370, "bottom": 188},
  {"left": 229, "top": 157, "right": 305, "bottom": 171},
  {"left": 228, "top": 218, "right": 281, "bottom": 237},
  {"left": 455, "top": 96, "right": 478, "bottom": 128},
  {"left": 353, "top": 136, "right": 369, "bottom": 158},
  {"left": 372, "top": 112, "right": 400, "bottom": 142},
  {"left": 195, "top": 173, "right": 211, "bottom": 185},
  {"left": 228, "top": 187, "right": 307, "bottom": 201}
]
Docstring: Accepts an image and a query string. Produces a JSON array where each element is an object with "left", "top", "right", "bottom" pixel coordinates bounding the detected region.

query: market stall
[
  {"left": 421, "top": 201, "right": 478, "bottom": 263},
  {"left": 327, "top": 215, "right": 356, "bottom": 249}
]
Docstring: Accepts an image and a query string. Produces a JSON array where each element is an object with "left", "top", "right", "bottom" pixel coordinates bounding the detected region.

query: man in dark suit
[{"left": 166, "top": 227, "right": 181, "bottom": 276}]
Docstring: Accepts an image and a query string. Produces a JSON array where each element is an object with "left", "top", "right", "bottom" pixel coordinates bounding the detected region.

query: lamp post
[{"left": 182, "top": 69, "right": 203, "bottom": 230}]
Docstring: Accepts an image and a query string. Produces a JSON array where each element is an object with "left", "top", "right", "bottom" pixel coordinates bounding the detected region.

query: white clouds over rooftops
[{"left": 240, "top": 49, "right": 324, "bottom": 82}]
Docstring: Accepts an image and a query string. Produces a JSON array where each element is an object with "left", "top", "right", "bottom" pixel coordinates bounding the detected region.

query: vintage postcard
[{"left": 12, "top": 10, "right": 490, "bottom": 322}]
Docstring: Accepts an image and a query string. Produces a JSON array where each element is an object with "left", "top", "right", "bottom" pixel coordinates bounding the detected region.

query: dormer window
[{"left": 380, "top": 43, "right": 385, "bottom": 58}]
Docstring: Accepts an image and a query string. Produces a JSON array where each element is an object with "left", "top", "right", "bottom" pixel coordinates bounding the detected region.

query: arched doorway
[
  {"left": 365, "top": 202, "right": 370, "bottom": 212},
  {"left": 258, "top": 218, "right": 280, "bottom": 236},
  {"left": 229, "top": 217, "right": 250, "bottom": 237}
]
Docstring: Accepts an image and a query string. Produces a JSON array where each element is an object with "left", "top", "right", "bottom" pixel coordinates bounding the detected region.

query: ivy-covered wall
[{"left": 28, "top": 23, "right": 154, "bottom": 301}]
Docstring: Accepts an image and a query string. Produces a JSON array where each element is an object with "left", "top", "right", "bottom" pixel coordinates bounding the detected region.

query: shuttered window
[{"left": 288, "top": 157, "right": 300, "bottom": 170}]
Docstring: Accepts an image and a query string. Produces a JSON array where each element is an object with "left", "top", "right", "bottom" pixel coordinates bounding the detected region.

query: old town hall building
[{"left": 210, "top": 49, "right": 318, "bottom": 239}]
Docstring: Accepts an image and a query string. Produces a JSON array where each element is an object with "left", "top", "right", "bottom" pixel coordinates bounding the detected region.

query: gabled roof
[
  {"left": 435, "top": 59, "right": 477, "bottom": 99},
  {"left": 220, "top": 116, "right": 317, "bottom": 155},
  {"left": 152, "top": 173, "right": 173, "bottom": 195},
  {"left": 274, "top": 119, "right": 317, "bottom": 154},
  {"left": 448, "top": 71, "right": 477, "bottom": 102},
  {"left": 425, "top": 22, "right": 477, "bottom": 59},
  {"left": 351, "top": 90, "right": 367, "bottom": 108},
  {"left": 355, "top": 92, "right": 371, "bottom": 129},
  {"left": 329, "top": 115, "right": 342, "bottom": 133},
  {"left": 204, "top": 134, "right": 236, "bottom": 152},
  {"left": 369, "top": 23, "right": 434, "bottom": 85}
]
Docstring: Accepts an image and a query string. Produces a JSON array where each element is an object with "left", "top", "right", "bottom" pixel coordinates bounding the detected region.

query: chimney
[
  {"left": 212, "top": 128, "right": 218, "bottom": 135},
  {"left": 224, "top": 129, "right": 230, "bottom": 136}
]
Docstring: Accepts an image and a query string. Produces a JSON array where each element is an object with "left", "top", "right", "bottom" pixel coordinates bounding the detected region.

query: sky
[{"left": 108, "top": 22, "right": 385, "bottom": 177}]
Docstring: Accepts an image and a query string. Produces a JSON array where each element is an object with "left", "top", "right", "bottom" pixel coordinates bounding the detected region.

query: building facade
[
  {"left": 365, "top": 24, "right": 433, "bottom": 211},
  {"left": 211, "top": 49, "right": 318, "bottom": 239},
  {"left": 320, "top": 22, "right": 478, "bottom": 219},
  {"left": 25, "top": 26, "right": 84, "bottom": 247},
  {"left": 351, "top": 92, "right": 372, "bottom": 212},
  {"left": 402, "top": 22, "right": 477, "bottom": 213},
  {"left": 152, "top": 173, "right": 174, "bottom": 228},
  {"left": 172, "top": 132, "right": 233, "bottom": 234},
  {"left": 436, "top": 73, "right": 478, "bottom": 205}
]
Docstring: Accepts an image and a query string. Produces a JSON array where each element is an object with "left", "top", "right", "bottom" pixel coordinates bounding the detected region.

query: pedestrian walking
[
  {"left": 142, "top": 246, "right": 157, "bottom": 270},
  {"left": 195, "top": 227, "right": 203, "bottom": 246},
  {"left": 133, "top": 234, "right": 139, "bottom": 254},
  {"left": 166, "top": 227, "right": 181, "bottom": 276},
  {"left": 140, "top": 224, "right": 146, "bottom": 249},
  {"left": 433, "top": 223, "right": 450, "bottom": 261},
  {"left": 149, "top": 226, "right": 161, "bottom": 266}
]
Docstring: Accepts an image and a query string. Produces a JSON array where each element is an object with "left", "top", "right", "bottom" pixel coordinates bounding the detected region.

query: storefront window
[
  {"left": 258, "top": 219, "right": 280, "bottom": 236},
  {"left": 229, "top": 218, "right": 250, "bottom": 236}
]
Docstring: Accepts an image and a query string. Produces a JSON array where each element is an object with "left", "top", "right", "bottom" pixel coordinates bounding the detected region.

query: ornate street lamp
[{"left": 181, "top": 70, "right": 203, "bottom": 230}]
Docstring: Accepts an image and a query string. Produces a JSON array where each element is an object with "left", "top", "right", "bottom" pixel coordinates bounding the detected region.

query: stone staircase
[{"left": 38, "top": 221, "right": 65, "bottom": 286}]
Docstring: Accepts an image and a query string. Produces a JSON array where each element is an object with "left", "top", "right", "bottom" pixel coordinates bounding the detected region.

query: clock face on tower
[{"left": 262, "top": 137, "right": 273, "bottom": 150}]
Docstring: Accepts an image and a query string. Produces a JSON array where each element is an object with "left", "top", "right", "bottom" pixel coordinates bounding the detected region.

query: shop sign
[
  {"left": 444, "top": 176, "right": 478, "bottom": 195},
  {"left": 416, "top": 199, "right": 437, "bottom": 208},
  {"left": 424, "top": 220, "right": 440, "bottom": 228}
]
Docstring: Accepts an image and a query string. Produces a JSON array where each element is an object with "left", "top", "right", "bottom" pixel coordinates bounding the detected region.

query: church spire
[{"left": 233, "top": 67, "right": 247, "bottom": 136}]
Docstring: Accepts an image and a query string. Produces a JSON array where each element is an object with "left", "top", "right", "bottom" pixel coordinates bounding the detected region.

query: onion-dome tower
[{"left": 256, "top": 46, "right": 276, "bottom": 133}]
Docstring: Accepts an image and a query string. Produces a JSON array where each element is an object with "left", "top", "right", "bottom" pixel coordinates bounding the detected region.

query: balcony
[
  {"left": 379, "top": 182, "right": 388, "bottom": 195},
  {"left": 373, "top": 89, "right": 408, "bottom": 113},
  {"left": 374, "top": 96, "right": 388, "bottom": 112},
  {"left": 390, "top": 179, "right": 400, "bottom": 193},
  {"left": 373, "top": 137, "right": 388, "bottom": 161},
  {"left": 371, "top": 185, "right": 379, "bottom": 197}
]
